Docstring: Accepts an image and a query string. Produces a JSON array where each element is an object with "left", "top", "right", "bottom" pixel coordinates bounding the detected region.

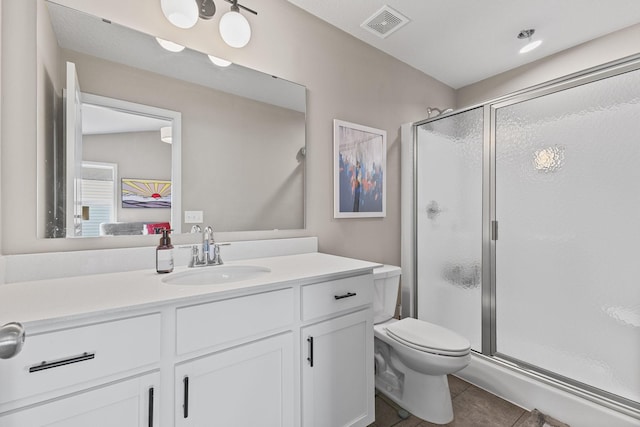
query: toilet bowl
[{"left": 373, "top": 265, "right": 471, "bottom": 425}]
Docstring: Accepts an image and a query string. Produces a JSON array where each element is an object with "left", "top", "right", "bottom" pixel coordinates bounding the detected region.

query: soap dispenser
[{"left": 156, "top": 228, "right": 174, "bottom": 274}]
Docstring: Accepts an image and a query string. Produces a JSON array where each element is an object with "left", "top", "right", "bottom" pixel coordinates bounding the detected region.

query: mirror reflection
[{"left": 39, "top": 0, "right": 306, "bottom": 238}]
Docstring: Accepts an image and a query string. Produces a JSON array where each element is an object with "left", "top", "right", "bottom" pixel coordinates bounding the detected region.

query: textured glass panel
[
  {"left": 416, "top": 107, "right": 483, "bottom": 351},
  {"left": 495, "top": 69, "right": 640, "bottom": 403}
]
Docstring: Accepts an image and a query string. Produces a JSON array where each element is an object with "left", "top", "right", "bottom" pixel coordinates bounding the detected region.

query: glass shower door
[
  {"left": 416, "top": 107, "right": 484, "bottom": 351},
  {"left": 494, "top": 68, "right": 640, "bottom": 404}
]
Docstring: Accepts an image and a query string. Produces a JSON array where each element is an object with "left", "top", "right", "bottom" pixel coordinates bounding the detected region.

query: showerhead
[{"left": 427, "top": 107, "right": 453, "bottom": 118}]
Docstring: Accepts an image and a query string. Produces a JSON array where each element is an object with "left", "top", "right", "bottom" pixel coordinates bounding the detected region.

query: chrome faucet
[
  {"left": 188, "top": 225, "right": 203, "bottom": 267},
  {"left": 188, "top": 225, "right": 225, "bottom": 267}
]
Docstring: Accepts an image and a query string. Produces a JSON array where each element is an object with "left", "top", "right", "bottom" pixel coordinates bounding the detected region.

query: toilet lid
[{"left": 385, "top": 318, "right": 470, "bottom": 357}]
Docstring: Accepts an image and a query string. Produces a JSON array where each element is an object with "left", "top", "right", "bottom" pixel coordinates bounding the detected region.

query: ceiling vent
[{"left": 361, "top": 5, "right": 410, "bottom": 39}]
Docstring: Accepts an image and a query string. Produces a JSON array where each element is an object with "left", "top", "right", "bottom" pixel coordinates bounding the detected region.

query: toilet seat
[{"left": 384, "top": 318, "right": 470, "bottom": 357}]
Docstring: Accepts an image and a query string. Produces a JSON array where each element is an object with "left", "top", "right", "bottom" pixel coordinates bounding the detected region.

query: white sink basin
[{"left": 162, "top": 265, "right": 271, "bottom": 286}]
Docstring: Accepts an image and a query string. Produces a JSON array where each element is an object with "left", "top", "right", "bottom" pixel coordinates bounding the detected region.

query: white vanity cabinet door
[
  {"left": 0, "top": 372, "right": 159, "bottom": 427},
  {"left": 301, "top": 309, "right": 374, "bottom": 427},
  {"left": 175, "top": 333, "right": 294, "bottom": 427}
]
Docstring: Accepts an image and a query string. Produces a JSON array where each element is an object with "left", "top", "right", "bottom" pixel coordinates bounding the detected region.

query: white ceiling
[
  {"left": 82, "top": 103, "right": 171, "bottom": 135},
  {"left": 287, "top": 0, "right": 640, "bottom": 89}
]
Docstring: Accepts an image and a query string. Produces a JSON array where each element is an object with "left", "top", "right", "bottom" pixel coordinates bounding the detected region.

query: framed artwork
[
  {"left": 334, "top": 119, "right": 386, "bottom": 218},
  {"left": 121, "top": 178, "right": 171, "bottom": 208}
]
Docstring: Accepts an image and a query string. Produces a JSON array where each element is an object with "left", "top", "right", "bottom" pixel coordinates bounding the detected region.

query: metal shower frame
[{"left": 411, "top": 52, "right": 640, "bottom": 419}]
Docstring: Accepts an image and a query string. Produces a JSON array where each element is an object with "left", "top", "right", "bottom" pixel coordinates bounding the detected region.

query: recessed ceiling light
[
  {"left": 517, "top": 28, "right": 542, "bottom": 54},
  {"left": 520, "top": 39, "right": 542, "bottom": 54}
]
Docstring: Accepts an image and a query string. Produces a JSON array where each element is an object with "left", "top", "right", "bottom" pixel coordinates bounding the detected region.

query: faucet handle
[
  {"left": 204, "top": 226, "right": 213, "bottom": 239},
  {"left": 213, "top": 242, "right": 231, "bottom": 265}
]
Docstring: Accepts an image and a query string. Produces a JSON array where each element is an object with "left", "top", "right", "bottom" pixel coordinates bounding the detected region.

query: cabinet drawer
[
  {"left": 301, "top": 274, "right": 373, "bottom": 321},
  {"left": 176, "top": 288, "right": 294, "bottom": 355},
  {"left": 0, "top": 314, "right": 161, "bottom": 407}
]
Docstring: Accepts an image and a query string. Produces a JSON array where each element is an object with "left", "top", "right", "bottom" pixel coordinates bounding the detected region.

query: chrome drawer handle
[
  {"left": 0, "top": 322, "right": 25, "bottom": 360},
  {"left": 334, "top": 292, "right": 357, "bottom": 300},
  {"left": 29, "top": 352, "right": 95, "bottom": 373}
]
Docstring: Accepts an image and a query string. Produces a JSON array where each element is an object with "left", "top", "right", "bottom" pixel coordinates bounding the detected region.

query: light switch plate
[{"left": 184, "top": 210, "right": 203, "bottom": 223}]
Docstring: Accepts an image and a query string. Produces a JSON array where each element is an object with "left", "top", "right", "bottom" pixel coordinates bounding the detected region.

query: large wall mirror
[{"left": 37, "top": 0, "right": 306, "bottom": 239}]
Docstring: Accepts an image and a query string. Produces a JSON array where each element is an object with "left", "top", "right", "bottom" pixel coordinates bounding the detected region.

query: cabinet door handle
[
  {"left": 28, "top": 352, "right": 95, "bottom": 373},
  {"left": 148, "top": 387, "right": 154, "bottom": 427},
  {"left": 334, "top": 292, "right": 357, "bottom": 300},
  {"left": 183, "top": 376, "right": 189, "bottom": 418},
  {"left": 307, "top": 336, "right": 314, "bottom": 367}
]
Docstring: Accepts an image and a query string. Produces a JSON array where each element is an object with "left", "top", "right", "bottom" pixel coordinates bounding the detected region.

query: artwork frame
[
  {"left": 334, "top": 119, "right": 386, "bottom": 218},
  {"left": 121, "top": 178, "right": 171, "bottom": 208}
]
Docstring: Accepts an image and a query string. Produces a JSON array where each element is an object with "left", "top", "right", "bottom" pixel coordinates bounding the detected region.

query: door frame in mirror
[{"left": 78, "top": 93, "right": 182, "bottom": 235}]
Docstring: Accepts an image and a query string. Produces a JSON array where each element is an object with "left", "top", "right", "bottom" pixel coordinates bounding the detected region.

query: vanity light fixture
[
  {"left": 160, "top": 0, "right": 199, "bottom": 29},
  {"left": 219, "top": 0, "right": 257, "bottom": 48},
  {"left": 518, "top": 29, "right": 542, "bottom": 54},
  {"left": 208, "top": 54, "right": 232, "bottom": 67},
  {"left": 160, "top": 126, "right": 173, "bottom": 144},
  {"left": 156, "top": 37, "right": 185, "bottom": 52}
]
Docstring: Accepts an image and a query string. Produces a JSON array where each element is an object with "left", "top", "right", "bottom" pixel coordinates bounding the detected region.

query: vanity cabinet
[
  {"left": 301, "top": 275, "right": 374, "bottom": 427},
  {"left": 0, "top": 252, "right": 377, "bottom": 427},
  {"left": 0, "top": 372, "right": 159, "bottom": 427},
  {"left": 0, "top": 313, "right": 161, "bottom": 427},
  {"left": 173, "top": 288, "right": 295, "bottom": 427},
  {"left": 175, "top": 333, "right": 294, "bottom": 427}
]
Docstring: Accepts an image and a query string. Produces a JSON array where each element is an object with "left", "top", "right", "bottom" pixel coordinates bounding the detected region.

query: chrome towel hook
[{"left": 0, "top": 322, "right": 25, "bottom": 359}]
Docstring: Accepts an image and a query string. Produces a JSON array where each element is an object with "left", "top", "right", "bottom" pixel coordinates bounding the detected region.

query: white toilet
[{"left": 373, "top": 265, "right": 471, "bottom": 424}]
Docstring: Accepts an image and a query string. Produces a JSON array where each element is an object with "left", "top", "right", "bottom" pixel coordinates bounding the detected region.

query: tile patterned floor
[{"left": 369, "top": 375, "right": 553, "bottom": 427}]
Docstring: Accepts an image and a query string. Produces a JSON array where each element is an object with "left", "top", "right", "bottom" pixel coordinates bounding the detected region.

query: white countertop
[{"left": 0, "top": 252, "right": 380, "bottom": 327}]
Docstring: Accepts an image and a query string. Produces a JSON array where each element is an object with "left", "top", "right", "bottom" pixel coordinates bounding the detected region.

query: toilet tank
[{"left": 373, "top": 265, "right": 402, "bottom": 324}]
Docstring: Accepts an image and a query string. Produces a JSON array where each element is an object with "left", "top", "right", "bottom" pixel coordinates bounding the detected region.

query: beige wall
[
  {"left": 457, "top": 23, "right": 640, "bottom": 107},
  {"left": 0, "top": 0, "right": 454, "bottom": 265},
  {"left": 83, "top": 131, "right": 172, "bottom": 225}
]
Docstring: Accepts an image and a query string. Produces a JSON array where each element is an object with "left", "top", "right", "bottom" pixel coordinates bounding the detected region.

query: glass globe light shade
[
  {"left": 161, "top": 0, "right": 199, "bottom": 29},
  {"left": 219, "top": 11, "right": 251, "bottom": 48},
  {"left": 208, "top": 55, "right": 232, "bottom": 67},
  {"left": 156, "top": 37, "right": 185, "bottom": 52}
]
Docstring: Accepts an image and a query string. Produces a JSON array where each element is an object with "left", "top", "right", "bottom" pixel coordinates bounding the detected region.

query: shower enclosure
[{"left": 412, "top": 55, "right": 640, "bottom": 420}]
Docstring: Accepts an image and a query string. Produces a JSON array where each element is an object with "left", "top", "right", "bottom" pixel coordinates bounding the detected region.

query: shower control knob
[
  {"left": 426, "top": 200, "right": 442, "bottom": 219},
  {"left": 0, "top": 322, "right": 26, "bottom": 359}
]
